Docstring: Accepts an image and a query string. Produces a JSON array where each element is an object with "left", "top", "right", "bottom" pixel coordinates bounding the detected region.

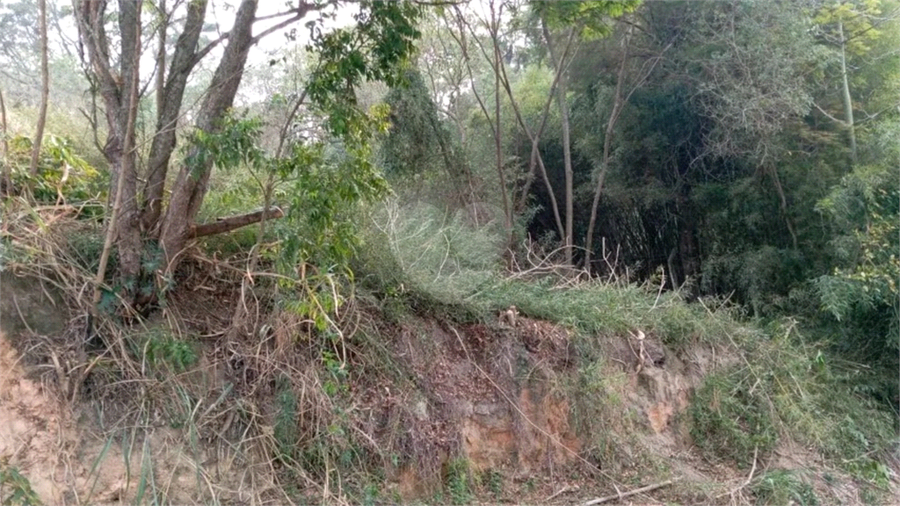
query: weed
[
  {"left": 689, "top": 367, "right": 778, "bottom": 468},
  {"left": 751, "top": 469, "right": 818, "bottom": 506},
  {"left": 274, "top": 376, "right": 299, "bottom": 463},
  {"left": 141, "top": 331, "right": 198, "bottom": 373},
  {"left": 479, "top": 468, "right": 503, "bottom": 499},
  {"left": 0, "top": 462, "right": 40, "bottom": 506},
  {"left": 444, "top": 458, "right": 473, "bottom": 505}
]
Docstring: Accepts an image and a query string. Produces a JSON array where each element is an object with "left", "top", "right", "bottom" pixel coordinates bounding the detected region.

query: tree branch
[
  {"left": 189, "top": 207, "right": 285, "bottom": 239},
  {"left": 812, "top": 101, "right": 848, "bottom": 125},
  {"left": 582, "top": 479, "right": 676, "bottom": 506}
]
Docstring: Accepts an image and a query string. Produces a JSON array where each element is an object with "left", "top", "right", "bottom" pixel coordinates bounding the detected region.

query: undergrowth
[{"left": 2, "top": 196, "right": 897, "bottom": 504}]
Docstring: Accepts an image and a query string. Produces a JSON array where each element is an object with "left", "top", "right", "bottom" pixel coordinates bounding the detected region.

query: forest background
[{"left": 0, "top": 0, "right": 898, "bottom": 504}]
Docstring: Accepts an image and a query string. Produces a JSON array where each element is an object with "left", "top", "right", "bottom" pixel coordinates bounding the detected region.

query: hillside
[
  {"left": 1, "top": 1, "right": 899, "bottom": 504},
  {"left": 1, "top": 209, "right": 897, "bottom": 505}
]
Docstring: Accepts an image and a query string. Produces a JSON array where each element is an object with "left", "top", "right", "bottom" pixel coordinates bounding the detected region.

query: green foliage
[
  {"left": 687, "top": 320, "right": 896, "bottom": 481},
  {"left": 478, "top": 468, "right": 503, "bottom": 500},
  {"left": 814, "top": 0, "right": 886, "bottom": 57},
  {"left": 444, "top": 458, "right": 473, "bottom": 505},
  {"left": 138, "top": 331, "right": 198, "bottom": 373},
  {"left": 355, "top": 201, "right": 506, "bottom": 304},
  {"left": 689, "top": 367, "right": 779, "bottom": 468},
  {"left": 380, "top": 69, "right": 440, "bottom": 176},
  {"left": 6, "top": 134, "right": 104, "bottom": 206},
  {"left": 751, "top": 469, "right": 819, "bottom": 506},
  {"left": 184, "top": 114, "right": 265, "bottom": 177},
  {"left": 816, "top": 163, "right": 899, "bottom": 342},
  {"left": 307, "top": 0, "right": 422, "bottom": 141},
  {"left": 814, "top": 146, "right": 899, "bottom": 408},
  {"left": 0, "top": 462, "right": 40, "bottom": 506},
  {"left": 534, "top": 1, "right": 641, "bottom": 39},
  {"left": 274, "top": 376, "right": 299, "bottom": 463}
]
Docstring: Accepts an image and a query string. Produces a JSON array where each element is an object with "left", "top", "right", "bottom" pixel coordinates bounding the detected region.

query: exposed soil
[{"left": 0, "top": 270, "right": 893, "bottom": 505}]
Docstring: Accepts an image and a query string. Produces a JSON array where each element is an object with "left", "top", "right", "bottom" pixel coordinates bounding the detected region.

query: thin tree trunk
[
  {"left": 585, "top": 32, "right": 630, "bottom": 269},
  {"left": 160, "top": 0, "right": 259, "bottom": 272},
  {"left": 114, "top": 0, "right": 146, "bottom": 283},
  {"left": 494, "top": 28, "right": 573, "bottom": 240},
  {"left": 190, "top": 207, "right": 284, "bottom": 238},
  {"left": 769, "top": 163, "right": 798, "bottom": 249},
  {"left": 29, "top": 0, "right": 49, "bottom": 177},
  {"left": 75, "top": 0, "right": 144, "bottom": 282},
  {"left": 447, "top": 5, "right": 511, "bottom": 232},
  {"left": 0, "top": 88, "right": 9, "bottom": 193},
  {"left": 460, "top": 5, "right": 568, "bottom": 238},
  {"left": 490, "top": 0, "right": 512, "bottom": 244},
  {"left": 838, "top": 22, "right": 857, "bottom": 166},
  {"left": 543, "top": 20, "right": 574, "bottom": 266},
  {"left": 155, "top": 0, "right": 167, "bottom": 125},
  {"left": 584, "top": 32, "right": 670, "bottom": 270}
]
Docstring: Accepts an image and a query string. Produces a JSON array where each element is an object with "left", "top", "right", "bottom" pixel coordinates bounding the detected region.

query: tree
[
  {"left": 532, "top": 0, "right": 639, "bottom": 266},
  {"left": 28, "top": 0, "right": 48, "bottom": 178},
  {"left": 0, "top": 88, "right": 8, "bottom": 193},
  {"left": 812, "top": 0, "right": 898, "bottom": 169},
  {"left": 582, "top": 20, "right": 669, "bottom": 269},
  {"left": 75, "top": 0, "right": 421, "bottom": 312}
]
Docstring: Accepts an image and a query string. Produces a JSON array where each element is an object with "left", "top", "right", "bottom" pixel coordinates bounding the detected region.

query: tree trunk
[
  {"left": 29, "top": 0, "right": 49, "bottom": 178},
  {"left": 497, "top": 28, "right": 572, "bottom": 241},
  {"left": 838, "top": 22, "right": 857, "bottom": 166},
  {"left": 542, "top": 20, "right": 575, "bottom": 267},
  {"left": 159, "top": 0, "right": 259, "bottom": 272},
  {"left": 0, "top": 88, "right": 9, "bottom": 194},
  {"left": 90, "top": 0, "right": 143, "bottom": 312},
  {"left": 113, "top": 0, "right": 145, "bottom": 283},
  {"left": 75, "top": 0, "right": 144, "bottom": 283},
  {"left": 584, "top": 31, "right": 669, "bottom": 270},
  {"left": 490, "top": 1, "right": 512, "bottom": 246},
  {"left": 155, "top": 0, "right": 167, "bottom": 125},
  {"left": 141, "top": 0, "right": 208, "bottom": 234},
  {"left": 585, "top": 31, "right": 630, "bottom": 269}
]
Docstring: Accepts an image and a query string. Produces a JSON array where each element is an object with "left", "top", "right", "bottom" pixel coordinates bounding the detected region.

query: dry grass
[{"left": 0, "top": 200, "right": 450, "bottom": 504}]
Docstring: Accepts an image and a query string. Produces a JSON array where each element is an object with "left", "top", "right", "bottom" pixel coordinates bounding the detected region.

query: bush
[
  {"left": 690, "top": 367, "right": 779, "bottom": 468},
  {"left": 6, "top": 135, "right": 105, "bottom": 208},
  {"left": 751, "top": 469, "right": 819, "bottom": 506}
]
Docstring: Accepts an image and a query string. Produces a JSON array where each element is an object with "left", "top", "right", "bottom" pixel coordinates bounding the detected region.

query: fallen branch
[
  {"left": 189, "top": 206, "right": 284, "bottom": 238},
  {"left": 715, "top": 444, "right": 759, "bottom": 501},
  {"left": 545, "top": 484, "right": 578, "bottom": 502},
  {"left": 581, "top": 479, "right": 677, "bottom": 506}
]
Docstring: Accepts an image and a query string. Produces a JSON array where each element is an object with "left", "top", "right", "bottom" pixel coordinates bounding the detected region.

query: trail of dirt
[{"left": 1, "top": 330, "right": 77, "bottom": 504}]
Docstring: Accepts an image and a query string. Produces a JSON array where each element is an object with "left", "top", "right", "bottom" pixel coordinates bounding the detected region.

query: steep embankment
[{"left": 2, "top": 262, "right": 896, "bottom": 505}]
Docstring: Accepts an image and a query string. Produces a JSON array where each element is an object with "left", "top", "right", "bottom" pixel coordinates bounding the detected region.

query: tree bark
[
  {"left": 838, "top": 22, "right": 857, "bottom": 166},
  {"left": 494, "top": 27, "right": 573, "bottom": 242},
  {"left": 584, "top": 31, "right": 670, "bottom": 270},
  {"left": 490, "top": 0, "right": 513, "bottom": 245},
  {"left": 75, "top": 0, "right": 144, "bottom": 282},
  {"left": 447, "top": 5, "right": 512, "bottom": 234},
  {"left": 542, "top": 19, "right": 574, "bottom": 266},
  {"left": 0, "top": 88, "right": 9, "bottom": 193},
  {"left": 155, "top": 0, "right": 167, "bottom": 125},
  {"left": 91, "top": 0, "right": 143, "bottom": 310},
  {"left": 141, "top": 0, "right": 208, "bottom": 234},
  {"left": 190, "top": 207, "right": 284, "bottom": 239},
  {"left": 585, "top": 30, "right": 630, "bottom": 269},
  {"left": 159, "top": 0, "right": 259, "bottom": 272},
  {"left": 29, "top": 0, "right": 49, "bottom": 178}
]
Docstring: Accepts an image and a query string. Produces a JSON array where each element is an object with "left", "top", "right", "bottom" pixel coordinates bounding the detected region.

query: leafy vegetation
[
  {"left": 0, "top": 0, "right": 897, "bottom": 504},
  {"left": 0, "top": 462, "right": 40, "bottom": 506}
]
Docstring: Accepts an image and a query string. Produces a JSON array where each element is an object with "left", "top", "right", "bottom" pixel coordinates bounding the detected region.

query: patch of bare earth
[{"left": 1, "top": 261, "right": 894, "bottom": 505}]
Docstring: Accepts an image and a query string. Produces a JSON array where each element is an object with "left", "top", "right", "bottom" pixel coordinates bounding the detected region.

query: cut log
[{"left": 189, "top": 206, "right": 284, "bottom": 238}]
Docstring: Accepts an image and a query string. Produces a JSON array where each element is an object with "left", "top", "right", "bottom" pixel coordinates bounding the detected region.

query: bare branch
[{"left": 190, "top": 207, "right": 285, "bottom": 238}]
